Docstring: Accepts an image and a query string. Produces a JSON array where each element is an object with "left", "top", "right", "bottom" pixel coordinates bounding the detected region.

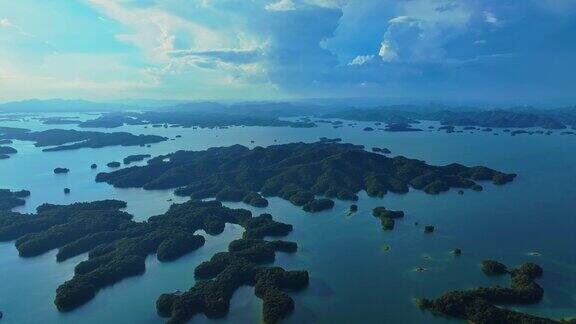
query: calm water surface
[{"left": 0, "top": 115, "right": 575, "bottom": 323}]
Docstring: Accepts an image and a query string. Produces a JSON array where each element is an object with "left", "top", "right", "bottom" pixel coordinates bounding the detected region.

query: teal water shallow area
[{"left": 0, "top": 115, "right": 575, "bottom": 323}]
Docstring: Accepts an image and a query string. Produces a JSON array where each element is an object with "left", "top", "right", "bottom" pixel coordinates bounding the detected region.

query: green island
[
  {"left": 54, "top": 167, "right": 70, "bottom": 174},
  {"left": 64, "top": 107, "right": 317, "bottom": 129},
  {"left": 95, "top": 142, "right": 516, "bottom": 213},
  {"left": 481, "top": 259, "right": 508, "bottom": 275},
  {"left": 321, "top": 106, "right": 572, "bottom": 129},
  {"left": 416, "top": 262, "right": 575, "bottom": 323},
  {"left": 0, "top": 126, "right": 167, "bottom": 151},
  {"left": 157, "top": 238, "right": 308, "bottom": 323},
  {"left": 123, "top": 154, "right": 152, "bottom": 165},
  {"left": 214, "top": 188, "right": 269, "bottom": 208},
  {"left": 0, "top": 199, "right": 306, "bottom": 322},
  {"left": 372, "top": 207, "right": 405, "bottom": 230},
  {"left": 0, "top": 146, "right": 17, "bottom": 154},
  {"left": 107, "top": 162, "right": 121, "bottom": 168},
  {"left": 0, "top": 145, "right": 18, "bottom": 159},
  {"left": 0, "top": 189, "right": 30, "bottom": 210}
]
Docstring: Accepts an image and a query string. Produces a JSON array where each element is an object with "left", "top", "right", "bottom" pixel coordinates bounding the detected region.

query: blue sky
[{"left": 0, "top": 0, "right": 575, "bottom": 104}]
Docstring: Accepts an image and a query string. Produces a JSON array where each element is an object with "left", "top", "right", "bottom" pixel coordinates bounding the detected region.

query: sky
[{"left": 0, "top": 0, "right": 575, "bottom": 104}]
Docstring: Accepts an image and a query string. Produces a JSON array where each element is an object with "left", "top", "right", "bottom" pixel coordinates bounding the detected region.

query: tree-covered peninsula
[
  {"left": 0, "top": 126, "right": 167, "bottom": 151},
  {"left": 62, "top": 106, "right": 317, "bottom": 129},
  {"left": 0, "top": 189, "right": 30, "bottom": 210},
  {"left": 123, "top": 154, "right": 152, "bottom": 165},
  {"left": 96, "top": 142, "right": 516, "bottom": 212},
  {"left": 0, "top": 199, "right": 307, "bottom": 321},
  {"left": 416, "top": 262, "right": 574, "bottom": 323},
  {"left": 157, "top": 237, "right": 308, "bottom": 323}
]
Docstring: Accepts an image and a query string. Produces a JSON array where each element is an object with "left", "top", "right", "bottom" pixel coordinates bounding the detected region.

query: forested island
[
  {"left": 0, "top": 199, "right": 307, "bottom": 322},
  {"left": 321, "top": 106, "right": 576, "bottom": 129},
  {"left": 417, "top": 262, "right": 575, "bottom": 323},
  {"left": 373, "top": 207, "right": 405, "bottom": 230},
  {"left": 52, "top": 108, "right": 317, "bottom": 129},
  {"left": 4, "top": 99, "right": 576, "bottom": 130},
  {"left": 157, "top": 237, "right": 308, "bottom": 323},
  {"left": 0, "top": 145, "right": 17, "bottom": 159},
  {"left": 0, "top": 127, "right": 167, "bottom": 151},
  {"left": 123, "top": 154, "right": 151, "bottom": 165},
  {"left": 96, "top": 142, "right": 516, "bottom": 213},
  {"left": 54, "top": 167, "right": 70, "bottom": 174},
  {"left": 0, "top": 189, "right": 30, "bottom": 210}
]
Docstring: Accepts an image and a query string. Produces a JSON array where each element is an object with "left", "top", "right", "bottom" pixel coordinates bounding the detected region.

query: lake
[{"left": 0, "top": 115, "right": 575, "bottom": 323}]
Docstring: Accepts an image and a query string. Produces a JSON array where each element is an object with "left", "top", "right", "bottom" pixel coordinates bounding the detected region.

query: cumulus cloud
[
  {"left": 1, "top": 0, "right": 575, "bottom": 102},
  {"left": 89, "top": 0, "right": 227, "bottom": 61}
]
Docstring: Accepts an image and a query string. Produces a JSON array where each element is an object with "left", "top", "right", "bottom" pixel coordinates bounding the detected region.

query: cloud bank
[{"left": 0, "top": 0, "right": 575, "bottom": 103}]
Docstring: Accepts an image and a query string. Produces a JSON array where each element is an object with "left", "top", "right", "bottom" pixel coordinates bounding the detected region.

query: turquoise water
[{"left": 0, "top": 115, "right": 575, "bottom": 323}]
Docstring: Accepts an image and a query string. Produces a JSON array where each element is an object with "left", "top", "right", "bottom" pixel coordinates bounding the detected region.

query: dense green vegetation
[
  {"left": 0, "top": 126, "right": 167, "bottom": 151},
  {"left": 75, "top": 108, "right": 316, "bottom": 129},
  {"left": 123, "top": 154, "right": 151, "bottom": 165},
  {"left": 424, "top": 225, "right": 435, "bottom": 233},
  {"left": 322, "top": 106, "right": 572, "bottom": 129},
  {"left": 302, "top": 198, "right": 334, "bottom": 212},
  {"left": 242, "top": 191, "right": 269, "bottom": 207},
  {"left": 481, "top": 260, "right": 508, "bottom": 275},
  {"left": 96, "top": 142, "right": 515, "bottom": 213},
  {"left": 107, "top": 162, "right": 121, "bottom": 168},
  {"left": 349, "top": 204, "right": 358, "bottom": 213},
  {"left": 372, "top": 207, "right": 404, "bottom": 219},
  {"left": 0, "top": 199, "right": 304, "bottom": 316},
  {"left": 0, "top": 146, "right": 17, "bottom": 155},
  {"left": 157, "top": 238, "right": 308, "bottom": 323},
  {"left": 0, "top": 189, "right": 30, "bottom": 210},
  {"left": 372, "top": 207, "right": 404, "bottom": 231},
  {"left": 212, "top": 187, "right": 270, "bottom": 207},
  {"left": 416, "top": 262, "right": 572, "bottom": 323}
]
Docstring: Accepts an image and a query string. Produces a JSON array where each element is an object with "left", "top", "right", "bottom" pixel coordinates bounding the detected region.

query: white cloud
[
  {"left": 89, "top": 0, "right": 227, "bottom": 62},
  {"left": 0, "top": 17, "right": 33, "bottom": 37},
  {"left": 0, "top": 18, "right": 14, "bottom": 28},
  {"left": 348, "top": 54, "right": 375, "bottom": 65},
  {"left": 376, "top": 1, "right": 472, "bottom": 63},
  {"left": 265, "top": 0, "right": 296, "bottom": 12},
  {"left": 378, "top": 41, "right": 397, "bottom": 62},
  {"left": 484, "top": 11, "right": 499, "bottom": 26},
  {"left": 388, "top": 16, "right": 410, "bottom": 24},
  {"left": 87, "top": 0, "right": 272, "bottom": 94}
]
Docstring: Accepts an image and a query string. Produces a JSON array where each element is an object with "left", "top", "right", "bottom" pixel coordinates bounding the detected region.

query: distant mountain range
[{"left": 1, "top": 99, "right": 575, "bottom": 129}]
